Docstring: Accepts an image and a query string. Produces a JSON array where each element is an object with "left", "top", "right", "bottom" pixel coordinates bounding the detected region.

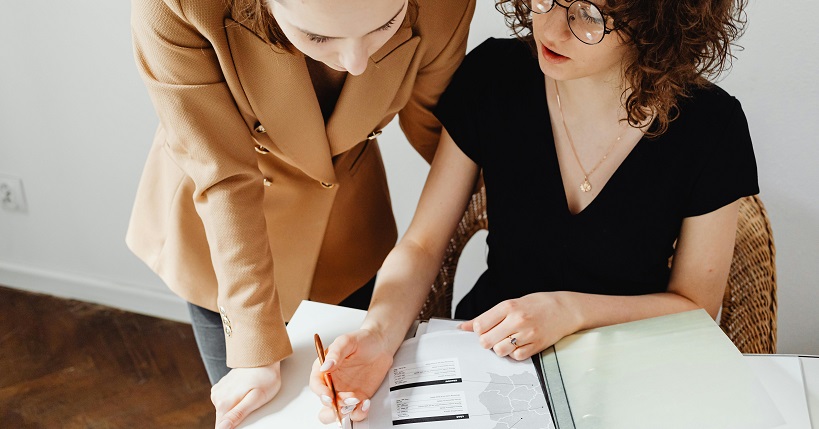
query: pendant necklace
[{"left": 554, "top": 80, "right": 624, "bottom": 193}]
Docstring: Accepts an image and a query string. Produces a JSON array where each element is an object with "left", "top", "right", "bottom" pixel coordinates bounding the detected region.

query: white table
[{"left": 238, "top": 301, "right": 818, "bottom": 428}]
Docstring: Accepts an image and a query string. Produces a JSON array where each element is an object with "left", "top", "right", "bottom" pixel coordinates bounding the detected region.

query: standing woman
[
  {"left": 127, "top": 0, "right": 474, "bottom": 426},
  {"left": 311, "top": 0, "right": 757, "bottom": 424}
]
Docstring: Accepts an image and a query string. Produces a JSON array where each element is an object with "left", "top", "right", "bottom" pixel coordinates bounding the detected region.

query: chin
[{"left": 536, "top": 57, "right": 563, "bottom": 81}]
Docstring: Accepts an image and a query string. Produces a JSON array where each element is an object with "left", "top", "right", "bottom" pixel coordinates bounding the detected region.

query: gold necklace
[{"left": 554, "top": 80, "right": 624, "bottom": 193}]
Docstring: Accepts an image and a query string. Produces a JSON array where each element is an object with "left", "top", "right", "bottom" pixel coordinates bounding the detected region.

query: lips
[{"left": 540, "top": 42, "right": 570, "bottom": 64}]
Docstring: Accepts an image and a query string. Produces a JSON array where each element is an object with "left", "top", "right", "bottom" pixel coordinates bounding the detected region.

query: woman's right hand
[{"left": 309, "top": 328, "right": 395, "bottom": 425}]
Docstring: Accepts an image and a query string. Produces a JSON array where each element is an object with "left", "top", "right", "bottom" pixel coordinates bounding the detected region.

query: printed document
[{"left": 358, "top": 330, "right": 555, "bottom": 429}]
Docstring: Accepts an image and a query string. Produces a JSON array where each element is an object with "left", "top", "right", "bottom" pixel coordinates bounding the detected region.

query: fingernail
[
  {"left": 343, "top": 397, "right": 360, "bottom": 405},
  {"left": 216, "top": 421, "right": 231, "bottom": 429},
  {"left": 362, "top": 399, "right": 371, "bottom": 412},
  {"left": 321, "top": 395, "right": 332, "bottom": 404},
  {"left": 342, "top": 416, "right": 352, "bottom": 429},
  {"left": 341, "top": 404, "right": 356, "bottom": 414},
  {"left": 320, "top": 358, "right": 335, "bottom": 372}
]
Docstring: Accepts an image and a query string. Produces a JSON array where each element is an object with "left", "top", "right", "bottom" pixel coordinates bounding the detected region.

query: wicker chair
[{"left": 419, "top": 188, "right": 778, "bottom": 354}]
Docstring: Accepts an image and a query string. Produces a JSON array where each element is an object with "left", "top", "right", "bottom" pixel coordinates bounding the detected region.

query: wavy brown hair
[
  {"left": 496, "top": 0, "right": 747, "bottom": 137},
  {"left": 228, "top": 0, "right": 419, "bottom": 53}
]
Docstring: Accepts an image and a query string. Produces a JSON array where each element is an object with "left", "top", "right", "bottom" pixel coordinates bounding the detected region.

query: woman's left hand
[{"left": 459, "top": 292, "right": 583, "bottom": 361}]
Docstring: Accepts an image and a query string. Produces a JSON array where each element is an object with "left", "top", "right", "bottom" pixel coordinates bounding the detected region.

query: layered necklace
[{"left": 553, "top": 80, "right": 626, "bottom": 193}]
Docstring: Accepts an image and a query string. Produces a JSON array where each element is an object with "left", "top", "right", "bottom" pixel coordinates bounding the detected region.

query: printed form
[{"left": 357, "top": 330, "right": 555, "bottom": 429}]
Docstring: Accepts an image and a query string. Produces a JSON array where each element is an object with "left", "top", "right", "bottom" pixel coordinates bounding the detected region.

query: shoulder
[
  {"left": 677, "top": 83, "right": 743, "bottom": 124},
  {"left": 413, "top": 0, "right": 475, "bottom": 33},
  {"left": 450, "top": 38, "right": 538, "bottom": 89},
  {"left": 411, "top": 0, "right": 476, "bottom": 57},
  {"left": 140, "top": 0, "right": 229, "bottom": 29},
  {"left": 467, "top": 37, "right": 536, "bottom": 68},
  {"left": 667, "top": 83, "right": 754, "bottom": 174},
  {"left": 669, "top": 83, "right": 748, "bottom": 143}
]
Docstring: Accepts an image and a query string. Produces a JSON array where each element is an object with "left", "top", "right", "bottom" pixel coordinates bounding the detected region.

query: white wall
[{"left": 0, "top": 0, "right": 816, "bottom": 353}]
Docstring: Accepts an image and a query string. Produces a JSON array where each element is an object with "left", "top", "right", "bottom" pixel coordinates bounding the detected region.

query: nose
[
  {"left": 339, "top": 40, "right": 370, "bottom": 76},
  {"left": 538, "top": 6, "right": 572, "bottom": 42}
]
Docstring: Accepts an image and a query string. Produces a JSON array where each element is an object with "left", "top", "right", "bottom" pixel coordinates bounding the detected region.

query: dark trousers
[{"left": 188, "top": 277, "right": 376, "bottom": 385}]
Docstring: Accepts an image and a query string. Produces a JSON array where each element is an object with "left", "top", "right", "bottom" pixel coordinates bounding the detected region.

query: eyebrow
[{"left": 297, "top": 3, "right": 406, "bottom": 40}]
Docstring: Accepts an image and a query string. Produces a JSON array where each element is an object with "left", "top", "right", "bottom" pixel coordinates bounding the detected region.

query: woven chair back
[{"left": 720, "top": 195, "right": 778, "bottom": 353}]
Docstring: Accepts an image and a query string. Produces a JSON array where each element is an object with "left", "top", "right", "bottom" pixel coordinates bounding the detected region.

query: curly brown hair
[
  {"left": 495, "top": 0, "right": 747, "bottom": 137},
  {"left": 228, "top": 0, "right": 419, "bottom": 54}
]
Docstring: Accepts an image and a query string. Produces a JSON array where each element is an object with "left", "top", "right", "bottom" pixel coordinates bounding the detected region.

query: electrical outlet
[{"left": 0, "top": 174, "right": 28, "bottom": 213}]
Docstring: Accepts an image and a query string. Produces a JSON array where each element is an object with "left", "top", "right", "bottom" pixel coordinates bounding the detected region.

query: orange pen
[{"left": 314, "top": 333, "right": 343, "bottom": 426}]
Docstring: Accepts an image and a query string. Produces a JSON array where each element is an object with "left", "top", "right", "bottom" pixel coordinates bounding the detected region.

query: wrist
[
  {"left": 361, "top": 312, "right": 409, "bottom": 354},
  {"left": 554, "top": 291, "right": 586, "bottom": 333}
]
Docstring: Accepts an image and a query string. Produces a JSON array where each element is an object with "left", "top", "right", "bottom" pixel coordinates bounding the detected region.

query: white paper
[
  {"left": 745, "top": 355, "right": 812, "bottom": 429},
  {"left": 424, "top": 318, "right": 464, "bottom": 334},
  {"left": 237, "top": 301, "right": 367, "bottom": 429},
  {"left": 801, "top": 356, "right": 819, "bottom": 428},
  {"left": 358, "top": 330, "right": 555, "bottom": 429}
]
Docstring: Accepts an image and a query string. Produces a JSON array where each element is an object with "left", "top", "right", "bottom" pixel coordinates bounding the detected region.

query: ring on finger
[{"left": 508, "top": 335, "right": 519, "bottom": 348}]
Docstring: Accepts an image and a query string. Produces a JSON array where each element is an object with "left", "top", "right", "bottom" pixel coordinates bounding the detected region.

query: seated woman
[{"left": 310, "top": 0, "right": 757, "bottom": 425}]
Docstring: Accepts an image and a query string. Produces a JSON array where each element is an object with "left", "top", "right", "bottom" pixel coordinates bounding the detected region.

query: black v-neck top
[{"left": 434, "top": 38, "right": 759, "bottom": 319}]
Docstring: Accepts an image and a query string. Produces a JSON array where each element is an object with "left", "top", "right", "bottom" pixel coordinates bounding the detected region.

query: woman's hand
[
  {"left": 309, "top": 329, "right": 395, "bottom": 426},
  {"left": 460, "top": 292, "right": 583, "bottom": 361},
  {"left": 211, "top": 361, "right": 282, "bottom": 429}
]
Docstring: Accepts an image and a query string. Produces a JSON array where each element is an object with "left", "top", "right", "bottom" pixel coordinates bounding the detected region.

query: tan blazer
[{"left": 126, "top": 0, "right": 475, "bottom": 367}]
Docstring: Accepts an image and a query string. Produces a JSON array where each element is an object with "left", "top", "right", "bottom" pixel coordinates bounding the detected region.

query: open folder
[
  {"left": 361, "top": 309, "right": 784, "bottom": 429},
  {"left": 237, "top": 303, "right": 786, "bottom": 429},
  {"left": 540, "top": 309, "right": 783, "bottom": 429}
]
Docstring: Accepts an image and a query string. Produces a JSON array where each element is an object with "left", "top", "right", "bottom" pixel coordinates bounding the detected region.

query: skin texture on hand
[
  {"left": 211, "top": 361, "right": 282, "bottom": 429},
  {"left": 460, "top": 292, "right": 583, "bottom": 361},
  {"left": 309, "top": 329, "right": 395, "bottom": 424}
]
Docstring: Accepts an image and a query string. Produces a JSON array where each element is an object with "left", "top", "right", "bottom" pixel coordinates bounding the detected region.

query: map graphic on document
[
  {"left": 479, "top": 372, "right": 550, "bottom": 429},
  {"left": 358, "top": 330, "right": 555, "bottom": 429}
]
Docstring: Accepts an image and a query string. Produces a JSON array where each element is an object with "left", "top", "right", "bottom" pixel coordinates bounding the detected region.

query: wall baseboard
[{"left": 0, "top": 261, "right": 189, "bottom": 323}]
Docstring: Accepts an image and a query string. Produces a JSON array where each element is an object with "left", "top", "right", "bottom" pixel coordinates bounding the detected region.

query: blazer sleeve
[
  {"left": 397, "top": 0, "right": 476, "bottom": 164},
  {"left": 131, "top": 0, "right": 292, "bottom": 367}
]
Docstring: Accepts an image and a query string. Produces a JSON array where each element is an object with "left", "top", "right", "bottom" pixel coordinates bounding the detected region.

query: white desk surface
[
  {"left": 239, "top": 301, "right": 818, "bottom": 428},
  {"left": 237, "top": 301, "right": 366, "bottom": 429}
]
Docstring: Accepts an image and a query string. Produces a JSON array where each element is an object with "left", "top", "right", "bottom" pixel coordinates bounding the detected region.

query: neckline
[{"left": 533, "top": 75, "right": 648, "bottom": 218}]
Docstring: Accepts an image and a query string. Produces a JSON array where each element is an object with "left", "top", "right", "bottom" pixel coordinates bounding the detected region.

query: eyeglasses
[{"left": 523, "top": 0, "right": 613, "bottom": 45}]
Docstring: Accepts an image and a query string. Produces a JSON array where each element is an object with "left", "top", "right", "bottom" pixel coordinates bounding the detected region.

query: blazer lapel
[
  {"left": 326, "top": 27, "right": 420, "bottom": 156},
  {"left": 225, "top": 20, "right": 336, "bottom": 184}
]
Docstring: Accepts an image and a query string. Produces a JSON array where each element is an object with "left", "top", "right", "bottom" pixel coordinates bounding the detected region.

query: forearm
[
  {"left": 562, "top": 290, "right": 706, "bottom": 333},
  {"left": 361, "top": 239, "right": 443, "bottom": 354}
]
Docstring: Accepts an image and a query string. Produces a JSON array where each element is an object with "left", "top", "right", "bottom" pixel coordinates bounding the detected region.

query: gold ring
[{"left": 510, "top": 337, "right": 518, "bottom": 347}]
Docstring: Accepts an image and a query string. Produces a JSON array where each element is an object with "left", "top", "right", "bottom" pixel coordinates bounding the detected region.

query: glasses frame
[{"left": 523, "top": 0, "right": 614, "bottom": 45}]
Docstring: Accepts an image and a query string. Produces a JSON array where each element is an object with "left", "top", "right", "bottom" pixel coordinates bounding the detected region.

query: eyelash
[
  {"left": 307, "top": 34, "right": 330, "bottom": 44},
  {"left": 379, "top": 17, "right": 398, "bottom": 32},
  {"left": 306, "top": 16, "right": 397, "bottom": 44}
]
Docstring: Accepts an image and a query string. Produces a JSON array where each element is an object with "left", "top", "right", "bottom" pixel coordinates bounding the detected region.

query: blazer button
[
  {"left": 218, "top": 306, "right": 233, "bottom": 338},
  {"left": 255, "top": 145, "right": 270, "bottom": 154},
  {"left": 263, "top": 178, "right": 273, "bottom": 187},
  {"left": 254, "top": 123, "right": 267, "bottom": 134},
  {"left": 320, "top": 181, "right": 335, "bottom": 189},
  {"left": 367, "top": 130, "right": 382, "bottom": 140}
]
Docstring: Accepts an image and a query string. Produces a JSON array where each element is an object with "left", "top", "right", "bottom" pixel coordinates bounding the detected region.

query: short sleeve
[
  {"left": 683, "top": 97, "right": 759, "bottom": 217},
  {"left": 433, "top": 39, "right": 500, "bottom": 166}
]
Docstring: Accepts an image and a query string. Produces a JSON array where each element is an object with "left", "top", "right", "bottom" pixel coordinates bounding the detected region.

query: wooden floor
[{"left": 0, "top": 286, "right": 214, "bottom": 428}]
